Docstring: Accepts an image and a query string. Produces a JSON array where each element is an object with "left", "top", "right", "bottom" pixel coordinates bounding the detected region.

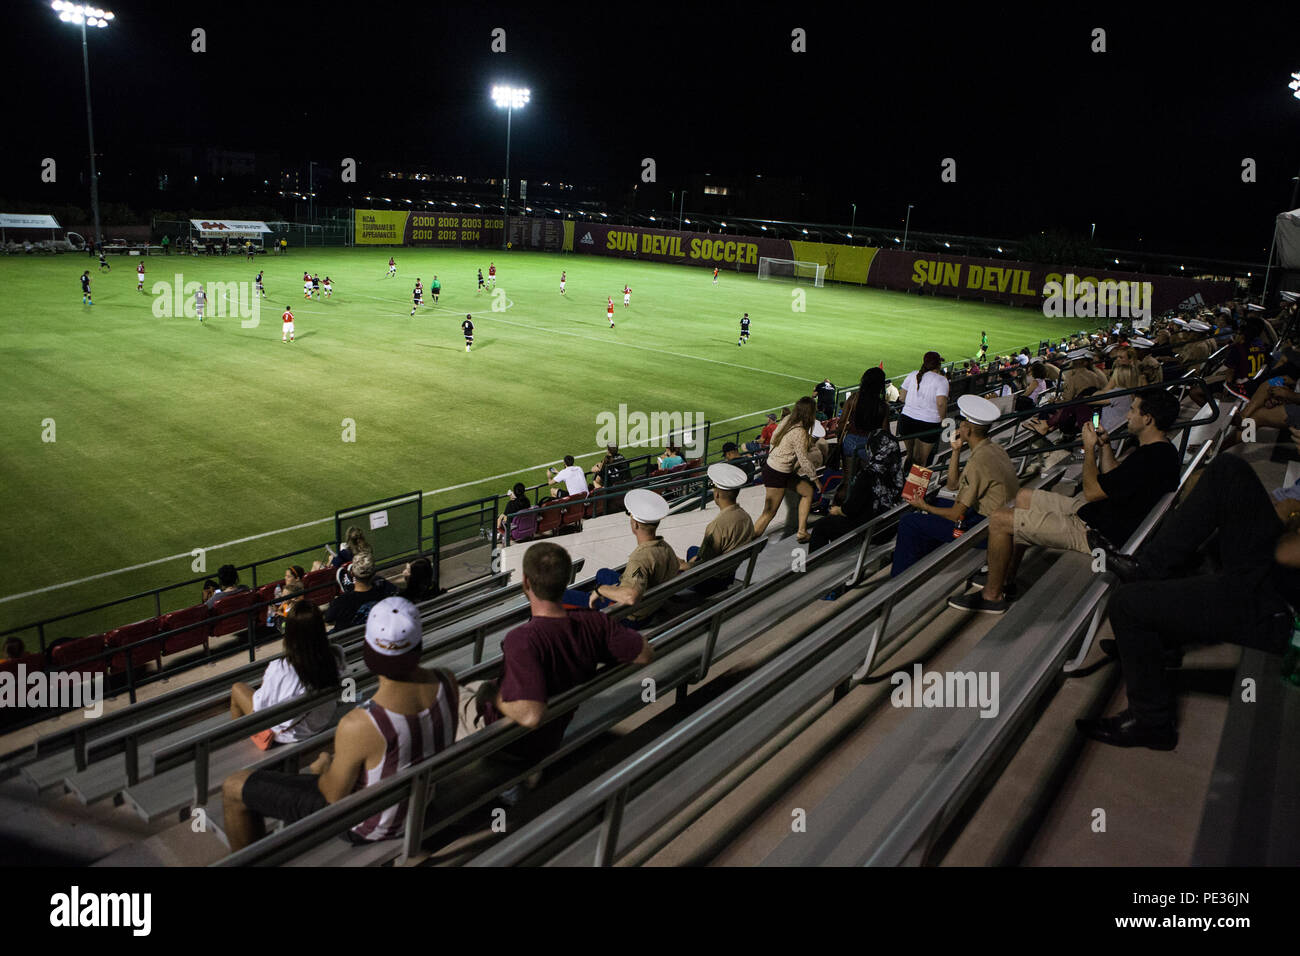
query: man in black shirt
[
  {"left": 815, "top": 378, "right": 836, "bottom": 418},
  {"left": 951, "top": 390, "right": 1181, "bottom": 615},
  {"left": 738, "top": 313, "right": 750, "bottom": 347},
  {"left": 81, "top": 270, "right": 93, "bottom": 305},
  {"left": 324, "top": 552, "right": 397, "bottom": 628},
  {"left": 462, "top": 315, "right": 474, "bottom": 352}
]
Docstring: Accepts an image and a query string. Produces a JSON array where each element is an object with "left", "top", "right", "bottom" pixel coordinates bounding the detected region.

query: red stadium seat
[
  {"left": 0, "top": 651, "right": 47, "bottom": 676},
  {"left": 210, "top": 589, "right": 258, "bottom": 639},
  {"left": 559, "top": 493, "right": 586, "bottom": 531},
  {"left": 302, "top": 568, "right": 338, "bottom": 606},
  {"left": 536, "top": 502, "right": 564, "bottom": 536},
  {"left": 255, "top": 582, "right": 279, "bottom": 604},
  {"left": 105, "top": 619, "right": 162, "bottom": 672},
  {"left": 158, "top": 604, "right": 211, "bottom": 656},
  {"left": 52, "top": 635, "right": 110, "bottom": 676}
]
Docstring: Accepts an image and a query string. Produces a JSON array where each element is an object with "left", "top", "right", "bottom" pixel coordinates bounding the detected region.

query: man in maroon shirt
[{"left": 472, "top": 542, "right": 652, "bottom": 766}]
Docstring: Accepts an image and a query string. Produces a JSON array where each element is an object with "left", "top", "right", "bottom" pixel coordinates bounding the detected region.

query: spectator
[
  {"left": 898, "top": 351, "right": 951, "bottom": 470},
  {"left": 838, "top": 367, "right": 889, "bottom": 489},
  {"left": 314, "top": 525, "right": 370, "bottom": 572},
  {"left": 229, "top": 601, "right": 344, "bottom": 746},
  {"left": 560, "top": 490, "right": 679, "bottom": 624},
  {"left": 1223, "top": 317, "right": 1269, "bottom": 399},
  {"left": 1014, "top": 363, "right": 1049, "bottom": 412},
  {"left": 811, "top": 385, "right": 905, "bottom": 553},
  {"left": 1, "top": 638, "right": 24, "bottom": 663},
  {"left": 324, "top": 552, "right": 397, "bottom": 628},
  {"left": 815, "top": 377, "right": 837, "bottom": 419},
  {"left": 657, "top": 446, "right": 685, "bottom": 470},
  {"left": 464, "top": 543, "right": 651, "bottom": 773},
  {"left": 497, "top": 482, "right": 533, "bottom": 538},
  {"left": 591, "top": 445, "right": 629, "bottom": 490},
  {"left": 752, "top": 397, "right": 821, "bottom": 543},
  {"left": 679, "top": 463, "right": 755, "bottom": 594},
  {"left": 1078, "top": 453, "right": 1300, "bottom": 749},
  {"left": 222, "top": 597, "right": 458, "bottom": 850},
  {"left": 950, "top": 390, "right": 1181, "bottom": 614},
  {"left": 205, "top": 564, "right": 249, "bottom": 608},
  {"left": 749, "top": 411, "right": 781, "bottom": 451},
  {"left": 399, "top": 557, "right": 438, "bottom": 602},
  {"left": 266, "top": 573, "right": 306, "bottom": 630},
  {"left": 548, "top": 455, "right": 590, "bottom": 497},
  {"left": 1017, "top": 348, "right": 1031, "bottom": 367},
  {"left": 721, "top": 441, "right": 755, "bottom": 481},
  {"left": 201, "top": 578, "right": 219, "bottom": 604},
  {"left": 891, "top": 396, "right": 1018, "bottom": 576}
]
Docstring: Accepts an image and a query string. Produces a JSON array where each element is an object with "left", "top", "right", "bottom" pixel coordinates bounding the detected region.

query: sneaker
[
  {"left": 967, "top": 571, "right": 1018, "bottom": 598},
  {"left": 947, "top": 592, "right": 1010, "bottom": 615}
]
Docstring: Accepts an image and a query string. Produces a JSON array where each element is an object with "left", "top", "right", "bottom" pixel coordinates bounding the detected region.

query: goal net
[{"left": 757, "top": 257, "right": 826, "bottom": 287}]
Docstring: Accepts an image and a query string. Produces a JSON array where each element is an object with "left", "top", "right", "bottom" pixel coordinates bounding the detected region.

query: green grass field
[{"left": 0, "top": 246, "right": 1083, "bottom": 638}]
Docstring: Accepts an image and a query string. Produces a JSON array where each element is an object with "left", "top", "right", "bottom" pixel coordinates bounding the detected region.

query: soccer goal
[{"left": 757, "top": 257, "right": 826, "bottom": 287}]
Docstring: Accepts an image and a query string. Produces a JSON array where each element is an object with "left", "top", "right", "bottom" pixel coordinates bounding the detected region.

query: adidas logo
[{"left": 580, "top": 232, "right": 594, "bottom": 245}]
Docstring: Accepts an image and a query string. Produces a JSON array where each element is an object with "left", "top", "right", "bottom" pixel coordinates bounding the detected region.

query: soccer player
[
  {"left": 246, "top": 241, "right": 255, "bottom": 261},
  {"left": 431, "top": 275, "right": 441, "bottom": 302},
  {"left": 462, "top": 314, "right": 474, "bottom": 351},
  {"left": 195, "top": 286, "right": 207, "bottom": 323},
  {"left": 477, "top": 268, "right": 486, "bottom": 294},
  {"left": 312, "top": 274, "right": 322, "bottom": 299},
  {"left": 607, "top": 296, "right": 615, "bottom": 328},
  {"left": 738, "top": 312, "right": 750, "bottom": 346},
  {"left": 323, "top": 276, "right": 333, "bottom": 298},
  {"left": 411, "top": 279, "right": 424, "bottom": 316},
  {"left": 99, "top": 249, "right": 110, "bottom": 272},
  {"left": 255, "top": 270, "right": 265, "bottom": 297},
  {"left": 303, "top": 274, "right": 314, "bottom": 300},
  {"left": 387, "top": 256, "right": 397, "bottom": 278},
  {"left": 560, "top": 270, "right": 566, "bottom": 295},
  {"left": 81, "top": 270, "right": 93, "bottom": 305},
  {"left": 282, "top": 306, "right": 295, "bottom": 343},
  {"left": 136, "top": 262, "right": 146, "bottom": 293},
  {"left": 712, "top": 266, "right": 718, "bottom": 286},
  {"left": 488, "top": 262, "right": 496, "bottom": 288},
  {"left": 623, "top": 284, "right": 631, "bottom": 307}
]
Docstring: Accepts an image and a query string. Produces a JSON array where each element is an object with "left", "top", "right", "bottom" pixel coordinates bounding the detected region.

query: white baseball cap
[
  {"left": 625, "top": 489, "right": 670, "bottom": 524},
  {"left": 365, "top": 597, "right": 422, "bottom": 657}
]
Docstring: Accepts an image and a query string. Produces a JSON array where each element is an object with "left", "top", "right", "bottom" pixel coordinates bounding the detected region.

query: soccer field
[{"left": 0, "top": 247, "right": 1083, "bottom": 633}]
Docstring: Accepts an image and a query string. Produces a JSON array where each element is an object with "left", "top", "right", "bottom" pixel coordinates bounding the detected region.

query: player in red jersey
[
  {"left": 282, "top": 306, "right": 295, "bottom": 343},
  {"left": 136, "top": 262, "right": 146, "bottom": 293},
  {"left": 560, "top": 270, "right": 567, "bottom": 294},
  {"left": 607, "top": 296, "right": 615, "bottom": 328},
  {"left": 623, "top": 284, "right": 631, "bottom": 307},
  {"left": 713, "top": 267, "right": 719, "bottom": 286},
  {"left": 487, "top": 262, "right": 496, "bottom": 288},
  {"left": 387, "top": 256, "right": 397, "bottom": 278}
]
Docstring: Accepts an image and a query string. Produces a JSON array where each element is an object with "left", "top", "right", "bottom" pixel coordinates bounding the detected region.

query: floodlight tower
[
  {"left": 51, "top": 1, "right": 113, "bottom": 253},
  {"left": 492, "top": 85, "right": 530, "bottom": 249}
]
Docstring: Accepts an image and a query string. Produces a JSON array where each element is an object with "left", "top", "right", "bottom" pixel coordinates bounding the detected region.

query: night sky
[{"left": 2, "top": 0, "right": 1297, "bottom": 261}]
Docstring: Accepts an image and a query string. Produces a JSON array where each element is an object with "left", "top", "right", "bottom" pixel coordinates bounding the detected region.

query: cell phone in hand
[{"left": 1091, "top": 411, "right": 1101, "bottom": 429}]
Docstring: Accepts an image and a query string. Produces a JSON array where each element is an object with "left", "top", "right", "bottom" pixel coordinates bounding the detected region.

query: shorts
[
  {"left": 413, "top": 297, "right": 422, "bottom": 305},
  {"left": 241, "top": 768, "right": 328, "bottom": 824},
  {"left": 760, "top": 461, "right": 792, "bottom": 489},
  {"left": 896, "top": 413, "right": 940, "bottom": 440},
  {"left": 1012, "top": 489, "right": 1091, "bottom": 554},
  {"left": 624, "top": 295, "right": 630, "bottom": 303},
  {"left": 283, "top": 322, "right": 294, "bottom": 333}
]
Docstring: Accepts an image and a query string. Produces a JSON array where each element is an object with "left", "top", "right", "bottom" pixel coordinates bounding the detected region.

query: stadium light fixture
[
  {"left": 1291, "top": 70, "right": 1300, "bottom": 100},
  {"left": 51, "top": 1, "right": 112, "bottom": 251},
  {"left": 902, "top": 204, "right": 914, "bottom": 251},
  {"left": 492, "top": 84, "right": 530, "bottom": 249},
  {"left": 996, "top": 246, "right": 1002, "bottom": 253}
]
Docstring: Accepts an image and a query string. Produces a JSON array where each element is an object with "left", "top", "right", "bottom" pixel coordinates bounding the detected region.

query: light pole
[
  {"left": 679, "top": 191, "right": 686, "bottom": 232},
  {"left": 308, "top": 160, "right": 317, "bottom": 224},
  {"left": 52, "top": 1, "right": 112, "bottom": 253},
  {"left": 850, "top": 203, "right": 856, "bottom": 244},
  {"left": 902, "top": 204, "right": 914, "bottom": 251},
  {"left": 492, "top": 84, "right": 530, "bottom": 250}
]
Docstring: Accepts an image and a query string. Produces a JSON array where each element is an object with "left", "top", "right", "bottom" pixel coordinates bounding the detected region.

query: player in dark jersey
[
  {"left": 477, "top": 268, "right": 486, "bottom": 294},
  {"left": 312, "top": 274, "right": 321, "bottom": 298},
  {"left": 738, "top": 313, "right": 750, "bottom": 346},
  {"left": 98, "top": 249, "right": 110, "bottom": 272},
  {"left": 431, "top": 275, "right": 441, "bottom": 302},
  {"left": 462, "top": 315, "right": 474, "bottom": 352},
  {"left": 255, "top": 270, "right": 265, "bottom": 297},
  {"left": 81, "top": 270, "right": 93, "bottom": 305},
  {"left": 410, "top": 279, "right": 424, "bottom": 316}
]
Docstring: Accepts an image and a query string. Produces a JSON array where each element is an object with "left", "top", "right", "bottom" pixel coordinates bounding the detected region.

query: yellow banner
[
  {"left": 354, "top": 209, "right": 410, "bottom": 245},
  {"left": 562, "top": 220, "right": 575, "bottom": 252},
  {"left": 788, "top": 241, "right": 879, "bottom": 284}
]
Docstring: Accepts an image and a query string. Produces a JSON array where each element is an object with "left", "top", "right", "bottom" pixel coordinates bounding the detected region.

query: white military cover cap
[
  {"left": 956, "top": 394, "right": 1000, "bottom": 427},
  {"left": 707, "top": 462, "right": 747, "bottom": 490},
  {"left": 625, "top": 488, "right": 670, "bottom": 524},
  {"left": 811, "top": 420, "right": 827, "bottom": 439}
]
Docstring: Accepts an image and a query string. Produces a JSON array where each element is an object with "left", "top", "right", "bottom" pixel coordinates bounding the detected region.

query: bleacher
[{"left": 3, "top": 312, "right": 1294, "bottom": 867}]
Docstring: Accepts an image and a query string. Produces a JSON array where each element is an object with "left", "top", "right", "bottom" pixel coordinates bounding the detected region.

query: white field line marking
[{"left": 0, "top": 405, "right": 781, "bottom": 605}]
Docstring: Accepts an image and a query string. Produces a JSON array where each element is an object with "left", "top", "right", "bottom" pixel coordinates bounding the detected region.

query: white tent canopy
[
  {"left": 189, "top": 219, "right": 271, "bottom": 238},
  {"left": 0, "top": 213, "right": 61, "bottom": 230},
  {"left": 1275, "top": 208, "right": 1300, "bottom": 269}
]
